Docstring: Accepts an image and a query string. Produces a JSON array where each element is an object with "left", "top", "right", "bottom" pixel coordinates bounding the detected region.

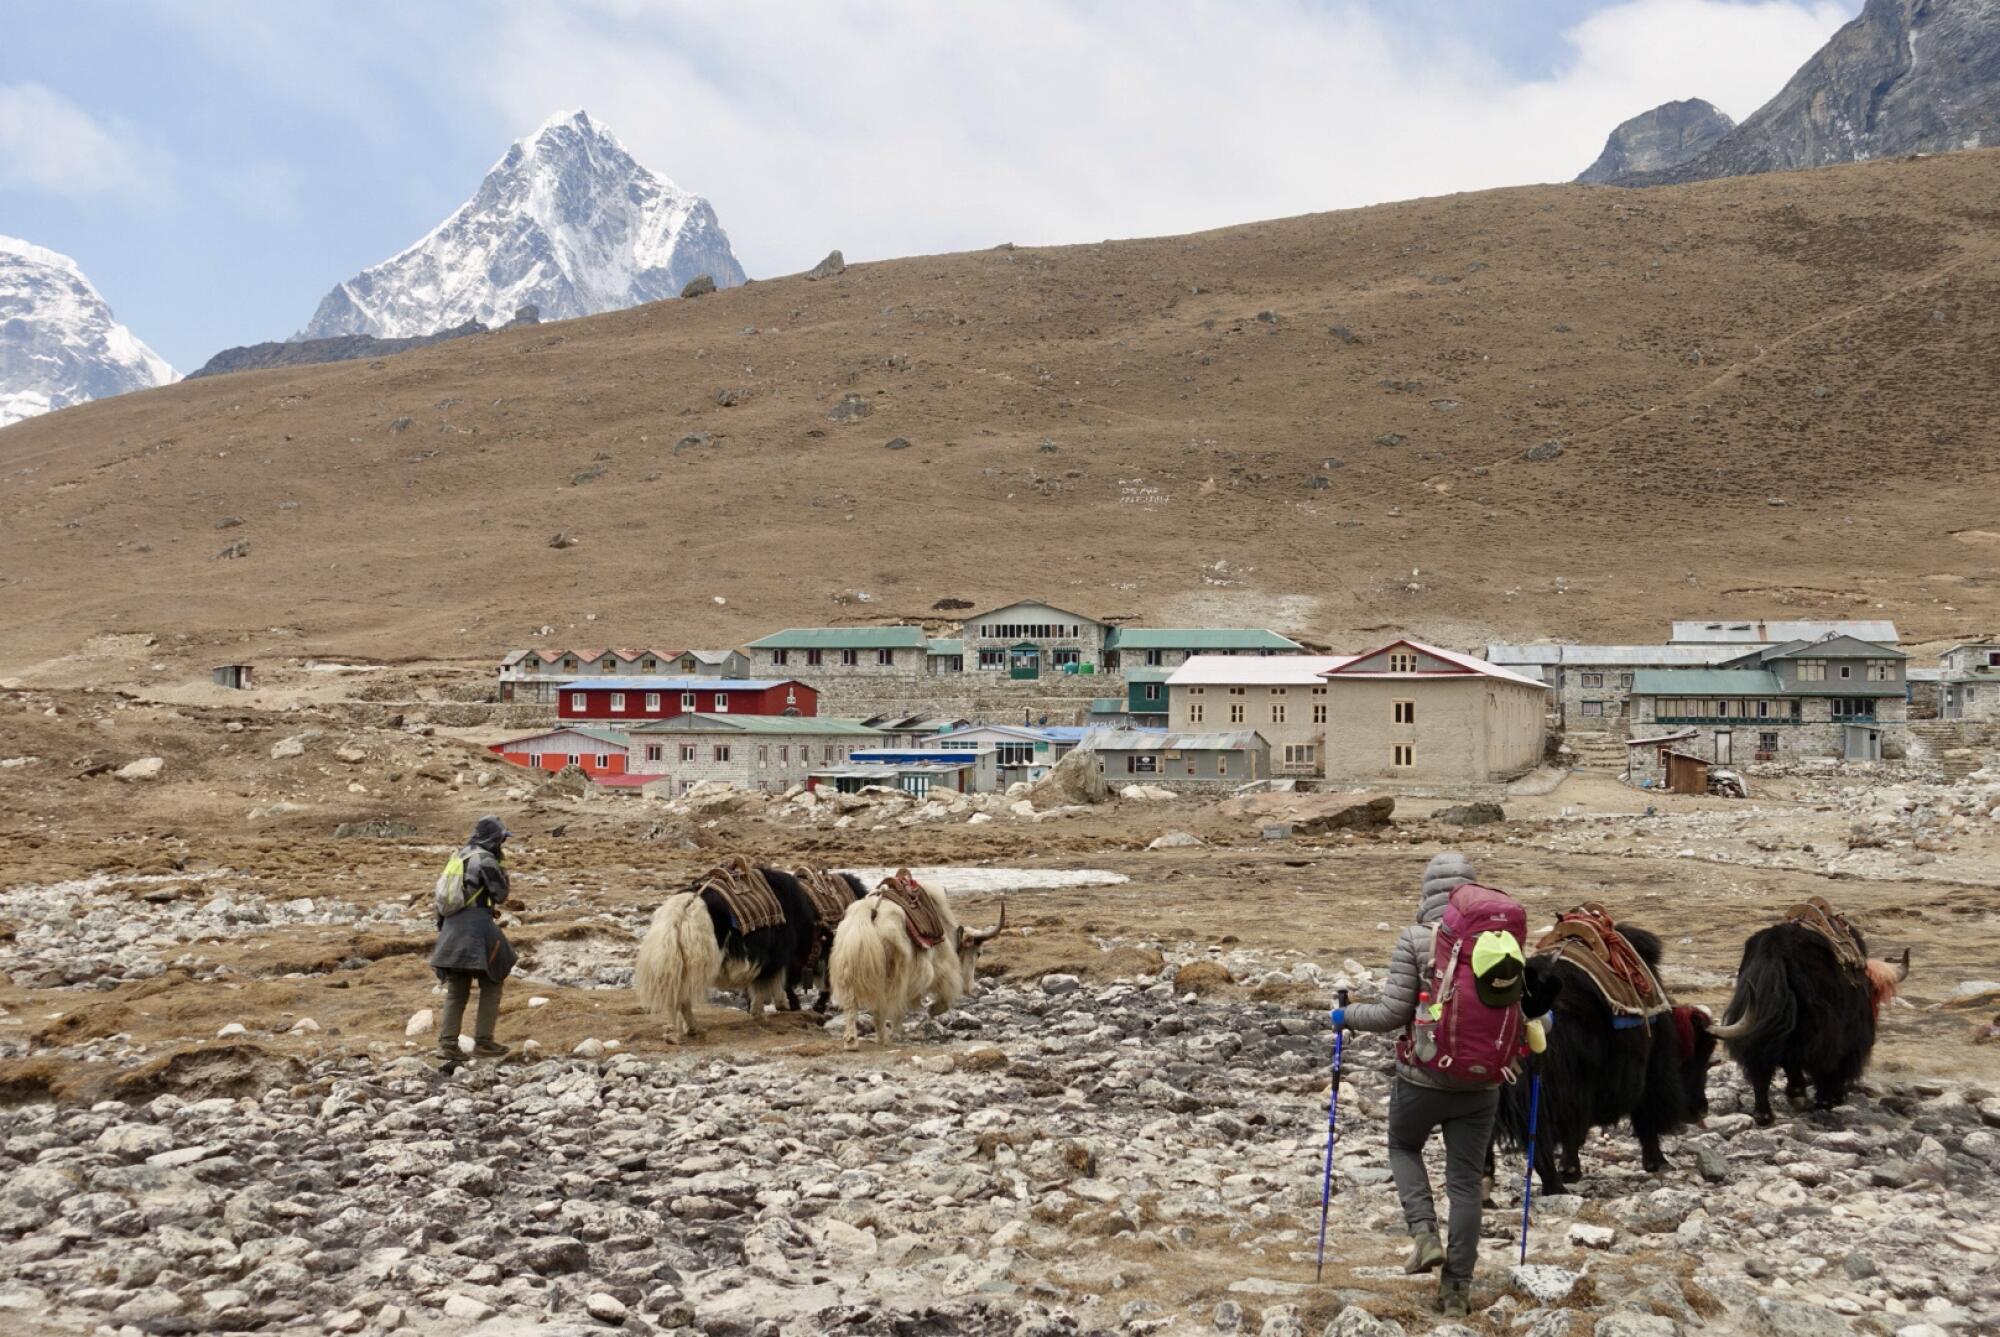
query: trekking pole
[
  {"left": 1518, "top": 1069, "right": 1542, "bottom": 1263},
  {"left": 1314, "top": 988, "right": 1350, "bottom": 1283}
]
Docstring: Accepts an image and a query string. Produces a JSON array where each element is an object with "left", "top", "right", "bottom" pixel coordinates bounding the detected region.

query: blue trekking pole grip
[
  {"left": 1519, "top": 1069, "right": 1542, "bottom": 1263},
  {"left": 1314, "top": 987, "right": 1350, "bottom": 1283}
]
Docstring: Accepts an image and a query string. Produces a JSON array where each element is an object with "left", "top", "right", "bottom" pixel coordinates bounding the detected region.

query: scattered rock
[
  {"left": 585, "top": 1292, "right": 630, "bottom": 1325},
  {"left": 714, "top": 387, "right": 742, "bottom": 407},
  {"left": 826, "top": 393, "right": 873, "bottom": 423},
  {"left": 1148, "top": 830, "right": 1205, "bottom": 850},
  {"left": 1040, "top": 974, "right": 1081, "bottom": 996},
  {"left": 215, "top": 539, "right": 251, "bottom": 560},
  {"left": 405, "top": 1009, "right": 433, "bottom": 1038},
  {"left": 883, "top": 436, "right": 912, "bottom": 450},
  {"left": 549, "top": 531, "right": 577, "bottom": 549},
  {"left": 1295, "top": 796, "right": 1395, "bottom": 834},
  {"left": 333, "top": 819, "right": 418, "bottom": 839},
  {"left": 114, "top": 756, "right": 164, "bottom": 782},
  {"left": 805, "top": 249, "right": 846, "bottom": 280},
  {"left": 1433, "top": 801, "right": 1504, "bottom": 826},
  {"left": 680, "top": 274, "right": 716, "bottom": 298},
  {"left": 1526, "top": 440, "right": 1564, "bottom": 462}
]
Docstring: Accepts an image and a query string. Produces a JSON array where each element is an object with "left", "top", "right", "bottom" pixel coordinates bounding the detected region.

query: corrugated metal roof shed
[
  {"left": 1632, "top": 669, "right": 1782, "bottom": 696},
  {"left": 1081, "top": 728, "right": 1264, "bottom": 751},
  {"left": 1105, "top": 628, "right": 1303, "bottom": 651},
  {"left": 745, "top": 627, "right": 929, "bottom": 649},
  {"left": 630, "top": 715, "right": 883, "bottom": 736}
]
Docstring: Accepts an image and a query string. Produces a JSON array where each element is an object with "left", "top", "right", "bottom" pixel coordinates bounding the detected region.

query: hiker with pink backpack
[{"left": 1330, "top": 852, "right": 1556, "bottom": 1318}]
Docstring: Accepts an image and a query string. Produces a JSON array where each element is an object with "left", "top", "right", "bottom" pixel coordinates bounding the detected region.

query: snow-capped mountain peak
[
  {"left": 299, "top": 110, "right": 745, "bottom": 340},
  {"left": 0, "top": 234, "right": 175, "bottom": 429}
]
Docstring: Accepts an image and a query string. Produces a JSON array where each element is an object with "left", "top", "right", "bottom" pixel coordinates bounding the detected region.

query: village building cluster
[{"left": 482, "top": 600, "right": 1992, "bottom": 801}]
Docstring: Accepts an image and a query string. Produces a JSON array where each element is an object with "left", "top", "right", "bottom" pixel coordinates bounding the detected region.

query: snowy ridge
[
  {"left": 299, "top": 110, "right": 745, "bottom": 340},
  {"left": 0, "top": 235, "right": 175, "bottom": 429}
]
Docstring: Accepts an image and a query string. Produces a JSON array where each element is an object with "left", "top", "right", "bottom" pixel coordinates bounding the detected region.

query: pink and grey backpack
[{"left": 1396, "top": 883, "right": 1528, "bottom": 1085}]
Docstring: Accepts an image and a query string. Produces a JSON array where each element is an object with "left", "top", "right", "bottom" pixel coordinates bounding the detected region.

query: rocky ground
[{"left": 3, "top": 677, "right": 2000, "bottom": 1336}]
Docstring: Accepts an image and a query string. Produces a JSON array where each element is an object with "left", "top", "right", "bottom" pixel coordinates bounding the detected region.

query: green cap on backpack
[{"left": 1471, "top": 929, "right": 1526, "bottom": 1007}]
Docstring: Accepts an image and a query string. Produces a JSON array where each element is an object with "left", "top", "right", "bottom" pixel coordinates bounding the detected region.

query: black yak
[
  {"left": 1711, "top": 903, "right": 1907, "bottom": 1126},
  {"left": 634, "top": 863, "right": 829, "bottom": 1040},
  {"left": 1498, "top": 923, "right": 1718, "bottom": 1195}
]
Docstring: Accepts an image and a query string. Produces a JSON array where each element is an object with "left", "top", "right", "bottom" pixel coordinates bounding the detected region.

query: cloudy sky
[{"left": 2, "top": 0, "right": 1857, "bottom": 370}]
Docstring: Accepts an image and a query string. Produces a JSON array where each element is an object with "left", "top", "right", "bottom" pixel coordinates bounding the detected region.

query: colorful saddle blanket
[
  {"left": 1535, "top": 902, "right": 1670, "bottom": 1018},
  {"left": 877, "top": 868, "right": 946, "bottom": 949},
  {"left": 696, "top": 856, "right": 785, "bottom": 935}
]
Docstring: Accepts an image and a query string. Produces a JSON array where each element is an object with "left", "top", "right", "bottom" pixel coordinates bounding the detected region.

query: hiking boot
[
  {"left": 471, "top": 1039, "right": 511, "bottom": 1059},
  {"left": 1438, "top": 1277, "right": 1471, "bottom": 1319},
  {"left": 1404, "top": 1230, "right": 1444, "bottom": 1274}
]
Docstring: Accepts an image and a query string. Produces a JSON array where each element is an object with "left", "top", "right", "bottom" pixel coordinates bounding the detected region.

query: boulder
[
  {"left": 1433, "top": 801, "right": 1504, "bottom": 826},
  {"left": 805, "top": 249, "right": 846, "bottom": 280},
  {"left": 1174, "top": 961, "right": 1232, "bottom": 995},
  {"left": 680, "top": 274, "right": 716, "bottom": 298},
  {"left": 1025, "top": 747, "right": 1110, "bottom": 807},
  {"left": 1147, "top": 830, "right": 1205, "bottom": 850},
  {"left": 1295, "top": 796, "right": 1395, "bottom": 835},
  {"left": 115, "top": 756, "right": 164, "bottom": 782}
]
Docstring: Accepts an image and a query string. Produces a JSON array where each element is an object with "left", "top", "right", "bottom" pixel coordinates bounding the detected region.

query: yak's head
[
  {"left": 951, "top": 899, "right": 1007, "bottom": 994},
  {"left": 1672, "top": 1006, "right": 1722, "bottom": 1122},
  {"left": 1864, "top": 948, "right": 1911, "bottom": 1017}
]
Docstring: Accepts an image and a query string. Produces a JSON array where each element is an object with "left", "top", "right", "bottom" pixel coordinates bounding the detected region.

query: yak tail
[
  {"left": 633, "top": 893, "right": 720, "bottom": 1018},
  {"left": 1715, "top": 947, "right": 1796, "bottom": 1054},
  {"left": 830, "top": 897, "right": 904, "bottom": 1016}
]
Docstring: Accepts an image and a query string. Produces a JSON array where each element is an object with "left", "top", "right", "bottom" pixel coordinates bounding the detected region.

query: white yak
[{"left": 830, "top": 876, "right": 1004, "bottom": 1049}]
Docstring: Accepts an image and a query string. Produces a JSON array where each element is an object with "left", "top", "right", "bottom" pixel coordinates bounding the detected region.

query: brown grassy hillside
[{"left": 2, "top": 150, "right": 1998, "bottom": 672}]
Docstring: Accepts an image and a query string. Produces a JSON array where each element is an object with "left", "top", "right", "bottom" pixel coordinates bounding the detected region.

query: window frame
[{"left": 1392, "top": 743, "right": 1414, "bottom": 768}]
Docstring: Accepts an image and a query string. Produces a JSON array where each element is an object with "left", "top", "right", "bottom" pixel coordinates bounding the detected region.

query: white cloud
[
  {"left": 477, "top": 1, "right": 1852, "bottom": 278},
  {"left": 0, "top": 82, "right": 152, "bottom": 197}
]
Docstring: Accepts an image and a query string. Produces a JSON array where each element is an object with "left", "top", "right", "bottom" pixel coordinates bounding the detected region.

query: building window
[
  {"left": 758, "top": 746, "right": 769, "bottom": 767},
  {"left": 680, "top": 745, "right": 697, "bottom": 762},
  {"left": 1796, "top": 660, "right": 1826, "bottom": 681},
  {"left": 641, "top": 658, "right": 658, "bottom": 672},
  {"left": 645, "top": 693, "right": 660, "bottom": 711},
  {"left": 1127, "top": 755, "right": 1159, "bottom": 774},
  {"left": 773, "top": 649, "right": 789, "bottom": 666},
  {"left": 570, "top": 693, "right": 585, "bottom": 711},
  {"left": 1866, "top": 661, "right": 1894, "bottom": 681},
  {"left": 1580, "top": 672, "right": 1604, "bottom": 688},
  {"left": 1312, "top": 704, "right": 1327, "bottom": 724},
  {"left": 563, "top": 658, "right": 578, "bottom": 671},
  {"left": 1393, "top": 700, "right": 1415, "bottom": 724},
  {"left": 1837, "top": 664, "right": 1852, "bottom": 680},
  {"left": 1189, "top": 703, "right": 1205, "bottom": 724},
  {"left": 775, "top": 746, "right": 787, "bottom": 765},
  {"left": 1389, "top": 651, "right": 1418, "bottom": 673},
  {"left": 1618, "top": 673, "right": 1633, "bottom": 689},
  {"left": 1393, "top": 744, "right": 1414, "bottom": 768},
  {"left": 979, "top": 649, "right": 1005, "bottom": 670},
  {"left": 645, "top": 745, "right": 663, "bottom": 762},
  {"left": 1228, "top": 687, "right": 1246, "bottom": 696},
  {"left": 714, "top": 693, "right": 729, "bottom": 712},
  {"left": 1229, "top": 703, "right": 1245, "bottom": 724},
  {"left": 528, "top": 753, "right": 541, "bottom": 767},
  {"left": 1143, "top": 684, "right": 1161, "bottom": 701},
  {"left": 567, "top": 754, "right": 580, "bottom": 767},
  {"left": 1283, "top": 744, "right": 1316, "bottom": 767},
  {"left": 601, "top": 658, "right": 615, "bottom": 671},
  {"left": 1188, "top": 687, "right": 1205, "bottom": 696},
  {"left": 806, "top": 649, "right": 824, "bottom": 667},
  {"left": 610, "top": 693, "right": 625, "bottom": 711},
  {"left": 1580, "top": 701, "right": 1603, "bottom": 717},
  {"left": 877, "top": 648, "right": 894, "bottom": 666},
  {"left": 997, "top": 743, "right": 1034, "bottom": 766},
  {"left": 1271, "top": 686, "right": 1288, "bottom": 696},
  {"left": 1145, "top": 649, "right": 1164, "bottom": 666},
  {"left": 1759, "top": 732, "right": 1779, "bottom": 753},
  {"left": 713, "top": 746, "right": 732, "bottom": 762},
  {"left": 1271, "top": 703, "right": 1287, "bottom": 723},
  {"left": 840, "top": 648, "right": 858, "bottom": 667},
  {"left": 680, "top": 692, "right": 696, "bottom": 709}
]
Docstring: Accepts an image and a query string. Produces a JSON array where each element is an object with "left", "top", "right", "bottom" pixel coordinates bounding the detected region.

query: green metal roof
[
  {"left": 1104, "top": 627, "right": 1304, "bottom": 651},
  {"left": 1633, "top": 669, "right": 1782, "bottom": 695},
  {"left": 745, "top": 627, "right": 928, "bottom": 650},
  {"left": 926, "top": 639, "right": 964, "bottom": 655},
  {"left": 1123, "top": 667, "right": 1173, "bottom": 682},
  {"left": 1088, "top": 697, "right": 1125, "bottom": 713},
  {"left": 631, "top": 714, "right": 885, "bottom": 736}
]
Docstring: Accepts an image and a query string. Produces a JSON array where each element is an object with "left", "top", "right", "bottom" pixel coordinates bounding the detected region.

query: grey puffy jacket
[{"left": 1344, "top": 851, "right": 1478, "bottom": 1089}]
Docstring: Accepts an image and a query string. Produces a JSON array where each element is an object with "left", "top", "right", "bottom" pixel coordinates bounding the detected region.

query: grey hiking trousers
[
  {"left": 438, "top": 969, "right": 502, "bottom": 1056},
  {"left": 1387, "top": 1076, "right": 1500, "bottom": 1284}
]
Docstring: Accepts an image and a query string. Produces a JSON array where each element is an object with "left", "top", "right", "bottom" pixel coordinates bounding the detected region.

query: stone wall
[{"left": 804, "top": 671, "right": 1120, "bottom": 724}]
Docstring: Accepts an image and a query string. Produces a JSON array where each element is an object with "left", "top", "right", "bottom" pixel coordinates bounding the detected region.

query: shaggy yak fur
[
  {"left": 800, "top": 872, "right": 870, "bottom": 1014},
  {"left": 829, "top": 890, "right": 1004, "bottom": 1049},
  {"left": 1711, "top": 921, "right": 1907, "bottom": 1125},
  {"left": 1497, "top": 925, "right": 1719, "bottom": 1195},
  {"left": 633, "top": 866, "right": 852, "bottom": 1040}
]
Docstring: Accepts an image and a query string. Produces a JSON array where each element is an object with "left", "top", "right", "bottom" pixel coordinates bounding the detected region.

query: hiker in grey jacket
[
  {"left": 431, "top": 814, "right": 519, "bottom": 1064},
  {"left": 1332, "top": 851, "right": 1491, "bottom": 1317}
]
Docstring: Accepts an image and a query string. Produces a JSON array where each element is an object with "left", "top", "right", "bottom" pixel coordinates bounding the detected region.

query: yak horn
[
  {"left": 1894, "top": 947, "right": 1911, "bottom": 982},
  {"left": 968, "top": 898, "right": 1007, "bottom": 944},
  {"left": 1705, "top": 1012, "right": 1755, "bottom": 1040}
]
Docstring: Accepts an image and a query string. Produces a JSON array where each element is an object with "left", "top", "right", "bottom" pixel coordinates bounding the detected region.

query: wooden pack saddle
[
  {"left": 1535, "top": 902, "right": 1670, "bottom": 1018},
  {"left": 1784, "top": 896, "right": 1867, "bottom": 974},
  {"left": 877, "top": 868, "right": 946, "bottom": 949},
  {"left": 695, "top": 855, "right": 786, "bottom": 935},
  {"left": 793, "top": 866, "right": 856, "bottom": 932}
]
